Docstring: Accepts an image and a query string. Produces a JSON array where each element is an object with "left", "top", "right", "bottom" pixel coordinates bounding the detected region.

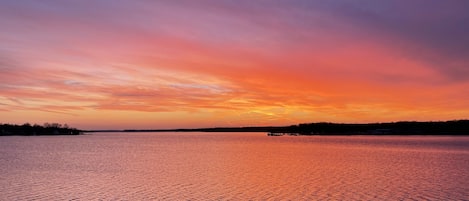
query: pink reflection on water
[{"left": 0, "top": 133, "right": 468, "bottom": 200}]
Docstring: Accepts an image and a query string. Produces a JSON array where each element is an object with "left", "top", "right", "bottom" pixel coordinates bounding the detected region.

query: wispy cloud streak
[{"left": 1, "top": 0, "right": 468, "bottom": 129}]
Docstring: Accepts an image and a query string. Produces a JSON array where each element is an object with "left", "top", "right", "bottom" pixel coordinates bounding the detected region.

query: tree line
[
  {"left": 270, "top": 120, "right": 469, "bottom": 135},
  {"left": 0, "top": 123, "right": 81, "bottom": 136},
  {"left": 123, "top": 120, "right": 469, "bottom": 135}
]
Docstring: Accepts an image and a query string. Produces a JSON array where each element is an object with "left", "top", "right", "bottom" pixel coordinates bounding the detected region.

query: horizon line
[{"left": 82, "top": 119, "right": 469, "bottom": 132}]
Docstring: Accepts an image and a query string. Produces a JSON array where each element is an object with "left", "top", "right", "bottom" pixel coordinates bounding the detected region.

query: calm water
[{"left": 1, "top": 132, "right": 468, "bottom": 200}]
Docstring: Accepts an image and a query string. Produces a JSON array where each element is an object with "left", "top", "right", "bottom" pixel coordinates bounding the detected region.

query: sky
[{"left": 1, "top": 0, "right": 468, "bottom": 130}]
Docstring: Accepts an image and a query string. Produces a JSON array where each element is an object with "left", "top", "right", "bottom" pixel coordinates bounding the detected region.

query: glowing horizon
[{"left": 1, "top": 1, "right": 468, "bottom": 130}]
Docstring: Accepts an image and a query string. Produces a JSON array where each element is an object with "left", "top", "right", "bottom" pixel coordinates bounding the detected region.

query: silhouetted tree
[{"left": 0, "top": 123, "right": 81, "bottom": 136}]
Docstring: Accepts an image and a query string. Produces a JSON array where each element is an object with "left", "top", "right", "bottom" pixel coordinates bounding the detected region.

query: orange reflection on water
[{"left": 0, "top": 133, "right": 468, "bottom": 200}]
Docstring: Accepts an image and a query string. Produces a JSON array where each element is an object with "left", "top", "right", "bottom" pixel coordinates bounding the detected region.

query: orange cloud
[{"left": 1, "top": 1, "right": 468, "bottom": 129}]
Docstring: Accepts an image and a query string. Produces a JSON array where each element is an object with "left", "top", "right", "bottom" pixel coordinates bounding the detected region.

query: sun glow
[{"left": 1, "top": 1, "right": 468, "bottom": 129}]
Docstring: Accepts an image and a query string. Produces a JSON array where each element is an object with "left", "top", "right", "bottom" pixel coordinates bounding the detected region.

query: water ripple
[{"left": 0, "top": 133, "right": 468, "bottom": 200}]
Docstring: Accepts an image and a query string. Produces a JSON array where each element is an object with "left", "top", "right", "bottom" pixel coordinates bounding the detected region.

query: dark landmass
[
  {"left": 275, "top": 120, "right": 469, "bottom": 135},
  {"left": 89, "top": 120, "right": 469, "bottom": 135},
  {"left": 0, "top": 123, "right": 82, "bottom": 136},
  {"left": 5, "top": 120, "right": 467, "bottom": 136}
]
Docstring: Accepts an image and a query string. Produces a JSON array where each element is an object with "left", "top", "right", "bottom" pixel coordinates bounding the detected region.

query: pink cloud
[{"left": 1, "top": 1, "right": 468, "bottom": 129}]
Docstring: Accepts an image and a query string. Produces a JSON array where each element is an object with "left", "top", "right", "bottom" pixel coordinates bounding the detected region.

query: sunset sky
[{"left": 1, "top": 0, "right": 468, "bottom": 129}]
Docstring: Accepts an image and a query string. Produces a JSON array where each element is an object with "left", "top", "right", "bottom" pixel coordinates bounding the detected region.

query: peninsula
[{"left": 0, "top": 123, "right": 82, "bottom": 136}]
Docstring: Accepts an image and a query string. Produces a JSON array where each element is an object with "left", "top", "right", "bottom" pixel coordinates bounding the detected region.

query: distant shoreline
[
  {"left": 84, "top": 120, "right": 469, "bottom": 135},
  {"left": 0, "top": 123, "right": 82, "bottom": 136},
  {"left": 3, "top": 120, "right": 467, "bottom": 136}
]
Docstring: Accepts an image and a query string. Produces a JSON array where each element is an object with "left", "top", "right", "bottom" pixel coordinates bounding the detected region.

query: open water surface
[{"left": 1, "top": 132, "right": 468, "bottom": 200}]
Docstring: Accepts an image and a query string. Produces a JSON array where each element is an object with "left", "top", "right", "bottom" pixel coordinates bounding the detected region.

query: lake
[{"left": 1, "top": 132, "right": 468, "bottom": 200}]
